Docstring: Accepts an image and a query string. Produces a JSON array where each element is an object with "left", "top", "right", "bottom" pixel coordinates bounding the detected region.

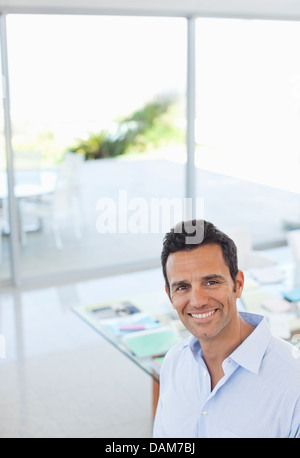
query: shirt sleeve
[
  {"left": 290, "top": 396, "right": 300, "bottom": 438},
  {"left": 153, "top": 357, "right": 168, "bottom": 438},
  {"left": 152, "top": 346, "right": 175, "bottom": 438},
  {"left": 153, "top": 396, "right": 164, "bottom": 438},
  {"left": 152, "top": 339, "right": 192, "bottom": 438}
]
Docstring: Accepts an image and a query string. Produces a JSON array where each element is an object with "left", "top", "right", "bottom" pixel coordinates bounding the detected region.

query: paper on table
[
  {"left": 103, "top": 312, "right": 161, "bottom": 335},
  {"left": 86, "top": 300, "right": 140, "bottom": 319},
  {"left": 122, "top": 326, "right": 181, "bottom": 358}
]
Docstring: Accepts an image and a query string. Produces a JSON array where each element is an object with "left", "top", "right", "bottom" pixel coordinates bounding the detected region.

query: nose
[{"left": 189, "top": 285, "right": 209, "bottom": 308}]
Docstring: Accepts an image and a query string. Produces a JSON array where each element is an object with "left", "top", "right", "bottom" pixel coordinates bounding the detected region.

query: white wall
[{"left": 0, "top": 0, "right": 300, "bottom": 20}]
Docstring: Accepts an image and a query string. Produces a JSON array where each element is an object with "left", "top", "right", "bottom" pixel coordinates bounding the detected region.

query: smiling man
[{"left": 153, "top": 220, "right": 300, "bottom": 438}]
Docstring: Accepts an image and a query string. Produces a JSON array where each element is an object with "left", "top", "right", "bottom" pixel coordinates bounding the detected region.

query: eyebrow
[
  {"left": 170, "top": 274, "right": 225, "bottom": 291},
  {"left": 170, "top": 280, "right": 189, "bottom": 291},
  {"left": 202, "top": 274, "right": 225, "bottom": 282}
]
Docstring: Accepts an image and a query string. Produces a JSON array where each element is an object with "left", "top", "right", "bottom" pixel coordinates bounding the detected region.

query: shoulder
[
  {"left": 268, "top": 335, "right": 300, "bottom": 374},
  {"left": 264, "top": 335, "right": 300, "bottom": 398},
  {"left": 163, "top": 335, "right": 192, "bottom": 362},
  {"left": 160, "top": 335, "right": 197, "bottom": 374}
]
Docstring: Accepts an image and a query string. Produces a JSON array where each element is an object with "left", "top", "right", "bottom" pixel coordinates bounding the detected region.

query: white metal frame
[
  {"left": 1, "top": 0, "right": 300, "bottom": 21},
  {"left": 186, "top": 16, "right": 196, "bottom": 218},
  {"left": 0, "top": 14, "right": 21, "bottom": 286}
]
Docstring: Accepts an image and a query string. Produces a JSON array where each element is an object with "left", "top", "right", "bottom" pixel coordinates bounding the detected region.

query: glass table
[
  {"left": 73, "top": 294, "right": 191, "bottom": 374},
  {"left": 0, "top": 171, "right": 57, "bottom": 241},
  {"left": 73, "top": 290, "right": 191, "bottom": 416}
]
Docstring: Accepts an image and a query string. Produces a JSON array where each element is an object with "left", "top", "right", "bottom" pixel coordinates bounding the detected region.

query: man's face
[{"left": 165, "top": 243, "right": 244, "bottom": 342}]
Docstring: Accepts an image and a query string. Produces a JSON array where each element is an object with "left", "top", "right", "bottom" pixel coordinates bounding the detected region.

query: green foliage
[
  {"left": 13, "top": 130, "right": 66, "bottom": 167},
  {"left": 68, "top": 97, "right": 184, "bottom": 160}
]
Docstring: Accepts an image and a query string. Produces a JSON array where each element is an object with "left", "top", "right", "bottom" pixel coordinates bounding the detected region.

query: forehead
[{"left": 166, "top": 243, "right": 230, "bottom": 279}]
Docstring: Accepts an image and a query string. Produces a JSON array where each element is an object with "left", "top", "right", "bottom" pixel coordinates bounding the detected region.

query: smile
[{"left": 190, "top": 309, "right": 217, "bottom": 319}]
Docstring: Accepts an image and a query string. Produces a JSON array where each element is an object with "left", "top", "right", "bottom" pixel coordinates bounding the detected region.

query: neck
[{"left": 200, "top": 312, "right": 255, "bottom": 389}]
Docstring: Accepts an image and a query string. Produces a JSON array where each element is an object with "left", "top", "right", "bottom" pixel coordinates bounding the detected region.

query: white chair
[
  {"left": 286, "top": 229, "right": 300, "bottom": 262},
  {"left": 20, "top": 153, "right": 83, "bottom": 249},
  {"left": 226, "top": 227, "right": 277, "bottom": 270},
  {"left": 14, "top": 151, "right": 42, "bottom": 188}
]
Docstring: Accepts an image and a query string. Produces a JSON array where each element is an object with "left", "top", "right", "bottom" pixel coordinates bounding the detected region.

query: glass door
[
  {"left": 0, "top": 24, "right": 11, "bottom": 284},
  {"left": 195, "top": 18, "right": 300, "bottom": 248},
  {"left": 0, "top": 145, "right": 11, "bottom": 283}
]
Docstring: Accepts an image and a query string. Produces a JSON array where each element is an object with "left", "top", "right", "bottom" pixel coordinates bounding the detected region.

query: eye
[
  {"left": 178, "top": 285, "right": 187, "bottom": 291},
  {"left": 206, "top": 280, "right": 218, "bottom": 286},
  {"left": 177, "top": 284, "right": 190, "bottom": 291}
]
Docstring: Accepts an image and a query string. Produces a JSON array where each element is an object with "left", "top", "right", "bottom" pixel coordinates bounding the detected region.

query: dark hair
[{"left": 161, "top": 219, "right": 239, "bottom": 293}]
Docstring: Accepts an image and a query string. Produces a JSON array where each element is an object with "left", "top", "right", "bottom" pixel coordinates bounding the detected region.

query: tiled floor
[{"left": 0, "top": 268, "right": 167, "bottom": 438}]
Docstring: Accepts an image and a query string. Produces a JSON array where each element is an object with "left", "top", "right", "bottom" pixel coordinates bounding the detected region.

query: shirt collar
[
  {"left": 182, "top": 312, "right": 272, "bottom": 375},
  {"left": 230, "top": 312, "right": 272, "bottom": 374}
]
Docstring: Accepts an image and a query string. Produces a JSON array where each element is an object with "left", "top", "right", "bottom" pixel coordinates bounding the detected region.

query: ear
[
  {"left": 235, "top": 270, "right": 244, "bottom": 298},
  {"left": 165, "top": 284, "right": 173, "bottom": 304}
]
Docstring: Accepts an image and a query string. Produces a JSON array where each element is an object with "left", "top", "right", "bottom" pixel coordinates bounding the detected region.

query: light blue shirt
[{"left": 153, "top": 312, "right": 300, "bottom": 438}]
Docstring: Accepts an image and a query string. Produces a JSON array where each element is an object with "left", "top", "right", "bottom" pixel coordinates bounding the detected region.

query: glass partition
[
  {"left": 0, "top": 30, "right": 11, "bottom": 283},
  {"left": 6, "top": 15, "right": 187, "bottom": 280},
  {"left": 0, "top": 146, "right": 11, "bottom": 283},
  {"left": 195, "top": 18, "right": 300, "bottom": 248}
]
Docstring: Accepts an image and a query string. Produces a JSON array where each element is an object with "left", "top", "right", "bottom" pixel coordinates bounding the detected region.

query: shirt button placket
[
  {"left": 198, "top": 406, "right": 209, "bottom": 437},
  {"left": 197, "top": 362, "right": 211, "bottom": 437}
]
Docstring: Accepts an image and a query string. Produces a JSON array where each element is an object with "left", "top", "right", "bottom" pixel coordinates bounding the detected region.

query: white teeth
[{"left": 191, "top": 310, "right": 216, "bottom": 319}]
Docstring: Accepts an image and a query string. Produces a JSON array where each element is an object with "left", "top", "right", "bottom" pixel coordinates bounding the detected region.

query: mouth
[{"left": 188, "top": 308, "right": 218, "bottom": 320}]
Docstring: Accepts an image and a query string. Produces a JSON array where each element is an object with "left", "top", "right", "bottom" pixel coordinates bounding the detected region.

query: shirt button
[
  {"left": 202, "top": 370, "right": 208, "bottom": 376},
  {"left": 202, "top": 411, "right": 208, "bottom": 416}
]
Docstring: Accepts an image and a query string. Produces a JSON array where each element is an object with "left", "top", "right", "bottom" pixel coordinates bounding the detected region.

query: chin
[{"left": 192, "top": 325, "right": 222, "bottom": 341}]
